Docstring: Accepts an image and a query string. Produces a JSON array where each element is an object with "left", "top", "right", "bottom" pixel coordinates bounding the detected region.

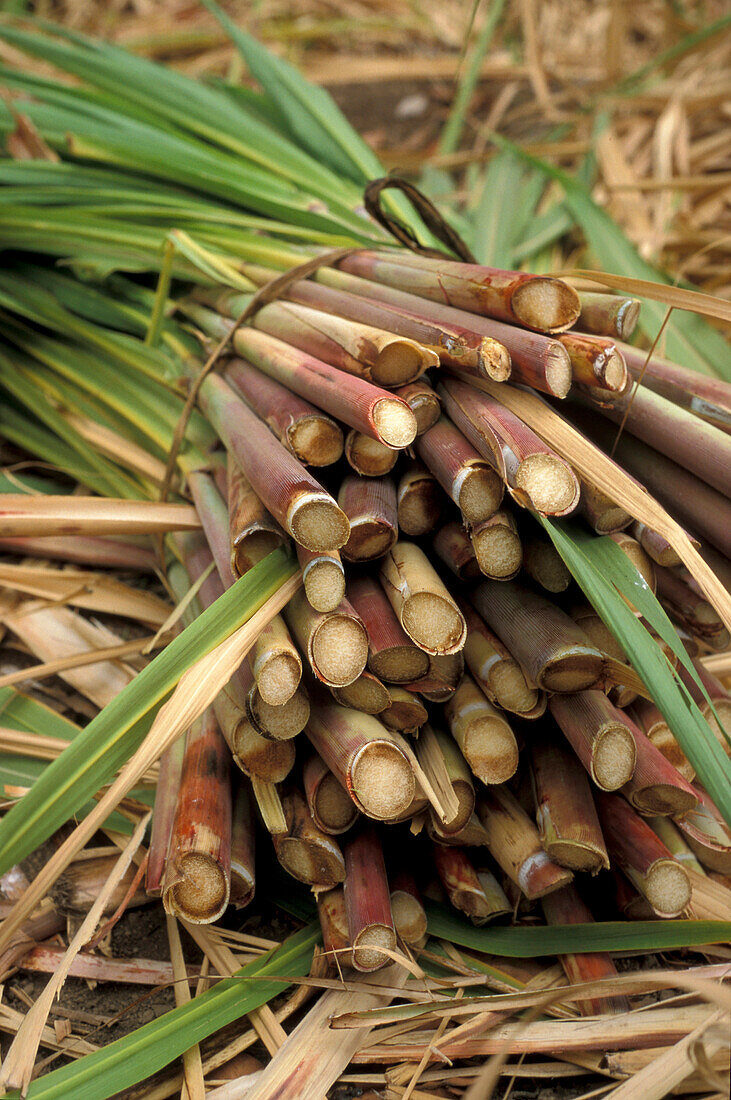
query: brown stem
[{"left": 343, "top": 827, "right": 396, "bottom": 971}]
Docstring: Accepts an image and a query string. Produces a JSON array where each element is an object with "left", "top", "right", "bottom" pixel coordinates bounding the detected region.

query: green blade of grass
[{"left": 0, "top": 546, "right": 297, "bottom": 874}]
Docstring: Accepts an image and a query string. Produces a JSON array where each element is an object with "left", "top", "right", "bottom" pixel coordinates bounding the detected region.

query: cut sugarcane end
[
  {"left": 541, "top": 652, "right": 605, "bottom": 692},
  {"left": 372, "top": 398, "right": 418, "bottom": 448},
  {"left": 547, "top": 839, "right": 609, "bottom": 874},
  {"left": 645, "top": 858, "right": 691, "bottom": 917},
  {"left": 472, "top": 525, "right": 522, "bottom": 579},
  {"left": 456, "top": 467, "right": 503, "bottom": 524},
  {"left": 546, "top": 345, "right": 572, "bottom": 398},
  {"left": 402, "top": 592, "right": 466, "bottom": 655},
  {"left": 489, "top": 663, "right": 540, "bottom": 713},
  {"left": 168, "top": 854, "right": 228, "bottom": 924},
  {"left": 516, "top": 454, "right": 578, "bottom": 515},
  {"left": 352, "top": 925, "right": 396, "bottom": 971},
  {"left": 289, "top": 416, "right": 344, "bottom": 466},
  {"left": 252, "top": 688, "right": 309, "bottom": 740},
  {"left": 333, "top": 673, "right": 390, "bottom": 713},
  {"left": 302, "top": 556, "right": 345, "bottom": 613},
  {"left": 316, "top": 772, "right": 358, "bottom": 831},
  {"left": 257, "top": 653, "right": 301, "bottom": 706},
  {"left": 601, "top": 350, "right": 628, "bottom": 392},
  {"left": 288, "top": 493, "right": 350, "bottom": 552},
  {"left": 351, "top": 742, "right": 415, "bottom": 820},
  {"left": 232, "top": 530, "right": 284, "bottom": 577},
  {"left": 390, "top": 890, "right": 427, "bottom": 944},
  {"left": 631, "top": 784, "right": 697, "bottom": 816},
  {"left": 312, "top": 615, "right": 368, "bottom": 686},
  {"left": 465, "top": 718, "right": 519, "bottom": 785},
  {"left": 593, "top": 727, "right": 637, "bottom": 790},
  {"left": 371, "top": 645, "right": 430, "bottom": 683},
  {"left": 277, "top": 838, "right": 345, "bottom": 887},
  {"left": 343, "top": 518, "right": 397, "bottom": 562},
  {"left": 373, "top": 340, "right": 437, "bottom": 387},
  {"left": 512, "top": 278, "right": 580, "bottom": 332}
]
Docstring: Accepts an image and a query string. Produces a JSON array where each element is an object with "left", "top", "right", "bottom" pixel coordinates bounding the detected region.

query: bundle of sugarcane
[{"left": 0, "top": 12, "right": 729, "bottom": 991}]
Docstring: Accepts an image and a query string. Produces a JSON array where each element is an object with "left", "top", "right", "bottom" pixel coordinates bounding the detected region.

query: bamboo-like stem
[
  {"left": 433, "top": 844, "right": 510, "bottom": 923},
  {"left": 348, "top": 574, "right": 429, "bottom": 683},
  {"left": 392, "top": 380, "right": 441, "bottom": 435},
  {"left": 226, "top": 453, "right": 287, "bottom": 577},
  {"left": 213, "top": 688, "right": 296, "bottom": 782},
  {"left": 343, "top": 827, "right": 396, "bottom": 972},
  {"left": 380, "top": 541, "right": 467, "bottom": 656},
  {"left": 317, "top": 887, "right": 352, "bottom": 968},
  {"left": 225, "top": 357, "right": 343, "bottom": 466},
  {"left": 416, "top": 725, "right": 474, "bottom": 835},
  {"left": 618, "top": 340, "right": 731, "bottom": 434},
  {"left": 199, "top": 372, "right": 349, "bottom": 552},
  {"left": 609, "top": 531, "right": 657, "bottom": 601},
  {"left": 336, "top": 251, "right": 581, "bottom": 332},
  {"left": 631, "top": 698, "right": 695, "bottom": 782},
  {"left": 460, "top": 600, "right": 544, "bottom": 717},
  {"left": 397, "top": 461, "right": 443, "bottom": 537},
  {"left": 578, "top": 478, "right": 633, "bottom": 535},
  {"left": 679, "top": 661, "right": 731, "bottom": 749},
  {"left": 389, "top": 870, "right": 427, "bottom": 947},
  {"left": 528, "top": 738, "right": 609, "bottom": 872},
  {"left": 631, "top": 521, "right": 682, "bottom": 568},
  {"left": 146, "top": 736, "right": 185, "bottom": 897},
  {"left": 433, "top": 521, "right": 480, "bottom": 581},
  {"left": 549, "top": 691, "right": 637, "bottom": 791},
  {"left": 595, "top": 791, "right": 691, "bottom": 917},
  {"left": 380, "top": 687, "right": 428, "bottom": 734},
  {"left": 303, "top": 752, "right": 360, "bottom": 835},
  {"left": 161, "top": 709, "right": 231, "bottom": 925},
  {"left": 296, "top": 545, "right": 345, "bottom": 614},
  {"left": 656, "top": 566, "right": 725, "bottom": 640},
  {"left": 343, "top": 430, "right": 398, "bottom": 476},
  {"left": 418, "top": 652, "right": 465, "bottom": 703},
  {"left": 415, "top": 415, "right": 503, "bottom": 525},
  {"left": 557, "top": 331, "right": 627, "bottom": 391},
  {"left": 229, "top": 781, "right": 256, "bottom": 908},
  {"left": 250, "top": 776, "right": 288, "bottom": 835},
  {"left": 428, "top": 811, "right": 492, "bottom": 848},
  {"left": 339, "top": 475, "right": 398, "bottom": 562},
  {"left": 622, "top": 718, "right": 698, "bottom": 815},
  {"left": 284, "top": 588, "right": 368, "bottom": 688},
  {"left": 576, "top": 292, "right": 640, "bottom": 341},
  {"left": 473, "top": 580, "right": 603, "bottom": 693},
  {"left": 230, "top": 327, "right": 417, "bottom": 447},
  {"left": 521, "top": 532, "right": 572, "bottom": 593},
  {"left": 648, "top": 817, "right": 706, "bottom": 877},
  {"left": 272, "top": 786, "right": 346, "bottom": 887},
  {"left": 566, "top": 405, "right": 731, "bottom": 558},
  {"left": 444, "top": 673, "right": 519, "bottom": 784},
  {"left": 247, "top": 614, "right": 301, "bottom": 706},
  {"left": 568, "top": 601, "right": 637, "bottom": 708},
  {"left": 330, "top": 670, "right": 391, "bottom": 715},
  {"left": 477, "top": 787, "right": 574, "bottom": 900},
  {"left": 188, "top": 468, "right": 236, "bottom": 588},
  {"left": 0, "top": 494, "right": 199, "bottom": 537},
  {"left": 0, "top": 534, "right": 157, "bottom": 571},
  {"left": 439, "top": 379, "right": 580, "bottom": 516},
  {"left": 541, "top": 884, "right": 630, "bottom": 1015},
  {"left": 305, "top": 700, "right": 417, "bottom": 821},
  {"left": 470, "top": 509, "right": 522, "bottom": 580},
  {"left": 675, "top": 786, "right": 731, "bottom": 874}
]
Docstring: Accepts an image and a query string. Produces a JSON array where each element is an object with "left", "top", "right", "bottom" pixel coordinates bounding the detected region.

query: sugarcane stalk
[
  {"left": 528, "top": 737, "right": 609, "bottom": 873},
  {"left": 338, "top": 475, "right": 398, "bottom": 563},
  {"left": 631, "top": 698, "right": 695, "bottom": 782},
  {"left": 380, "top": 540, "right": 467, "bottom": 656},
  {"left": 213, "top": 688, "right": 296, "bottom": 782},
  {"left": 521, "top": 531, "right": 572, "bottom": 593},
  {"left": 225, "top": 357, "right": 343, "bottom": 466},
  {"left": 397, "top": 461, "right": 443, "bottom": 537},
  {"left": 229, "top": 781, "right": 256, "bottom": 908},
  {"left": 343, "top": 827, "right": 396, "bottom": 972},
  {"left": 0, "top": 534, "right": 157, "bottom": 571},
  {"left": 392, "top": 379, "right": 441, "bottom": 434},
  {"left": 417, "top": 652, "right": 465, "bottom": 703},
  {"left": 249, "top": 776, "right": 288, "bottom": 835},
  {"left": 656, "top": 566, "right": 725, "bottom": 640},
  {"left": 284, "top": 587, "right": 368, "bottom": 688},
  {"left": 439, "top": 378, "right": 580, "bottom": 516},
  {"left": 568, "top": 602, "right": 637, "bottom": 708},
  {"left": 557, "top": 331, "right": 627, "bottom": 392},
  {"left": 317, "top": 886, "right": 352, "bottom": 969},
  {"left": 576, "top": 292, "right": 640, "bottom": 341},
  {"left": 473, "top": 579, "right": 603, "bottom": 693},
  {"left": 541, "top": 884, "right": 630, "bottom": 1015},
  {"left": 549, "top": 691, "right": 637, "bottom": 791},
  {"left": 674, "top": 786, "right": 731, "bottom": 874},
  {"left": 578, "top": 478, "right": 633, "bottom": 535},
  {"left": 303, "top": 752, "right": 360, "bottom": 835},
  {"left": 343, "top": 429, "right": 398, "bottom": 476},
  {"left": 146, "top": 735, "right": 185, "bottom": 897},
  {"left": 631, "top": 521, "right": 682, "bottom": 568},
  {"left": 305, "top": 700, "right": 417, "bottom": 821},
  {"left": 198, "top": 371, "right": 349, "bottom": 552},
  {"left": 415, "top": 415, "right": 503, "bottom": 525},
  {"left": 478, "top": 787, "right": 574, "bottom": 900},
  {"left": 469, "top": 509, "right": 522, "bottom": 580},
  {"left": 444, "top": 673, "right": 519, "bottom": 785},
  {"left": 336, "top": 251, "right": 581, "bottom": 333},
  {"left": 415, "top": 725, "right": 475, "bottom": 835},
  {"left": 609, "top": 530, "right": 657, "bottom": 601},
  {"left": 296, "top": 545, "right": 345, "bottom": 614},
  {"left": 433, "top": 844, "right": 510, "bottom": 923},
  {"left": 161, "top": 708, "right": 231, "bottom": 925},
  {"left": 226, "top": 453, "right": 287, "bottom": 577},
  {"left": 348, "top": 574, "right": 429, "bottom": 683},
  {"left": 380, "top": 687, "right": 428, "bottom": 734},
  {"left": 595, "top": 791, "right": 691, "bottom": 917},
  {"left": 53, "top": 858, "right": 147, "bottom": 916},
  {"left": 460, "top": 599, "right": 544, "bottom": 717},
  {"left": 428, "top": 812, "right": 492, "bottom": 848},
  {"left": 247, "top": 614, "right": 302, "bottom": 707},
  {"left": 330, "top": 670, "right": 391, "bottom": 715},
  {"left": 647, "top": 817, "right": 706, "bottom": 877},
  {"left": 621, "top": 717, "right": 698, "bottom": 815},
  {"left": 188, "top": 468, "right": 236, "bottom": 588},
  {"left": 679, "top": 661, "right": 731, "bottom": 749},
  {"left": 272, "top": 785, "right": 346, "bottom": 887},
  {"left": 0, "top": 494, "right": 199, "bottom": 537},
  {"left": 433, "top": 521, "right": 481, "bottom": 581},
  {"left": 389, "top": 870, "right": 428, "bottom": 948},
  {"left": 618, "top": 340, "right": 731, "bottom": 434}
]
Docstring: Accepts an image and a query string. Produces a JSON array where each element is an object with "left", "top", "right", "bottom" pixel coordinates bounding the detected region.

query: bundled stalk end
[
  {"left": 344, "top": 827, "right": 396, "bottom": 971},
  {"left": 381, "top": 541, "right": 467, "bottom": 656}
]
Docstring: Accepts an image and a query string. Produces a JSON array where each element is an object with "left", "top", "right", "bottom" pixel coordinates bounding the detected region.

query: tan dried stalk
[
  {"left": 444, "top": 673, "right": 519, "bottom": 785},
  {"left": 380, "top": 541, "right": 466, "bottom": 656}
]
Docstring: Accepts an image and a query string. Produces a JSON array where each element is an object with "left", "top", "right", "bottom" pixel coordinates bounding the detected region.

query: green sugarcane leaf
[
  {"left": 0, "top": 547, "right": 297, "bottom": 874},
  {"left": 540, "top": 518, "right": 731, "bottom": 822},
  {"left": 12, "top": 922, "right": 320, "bottom": 1100}
]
